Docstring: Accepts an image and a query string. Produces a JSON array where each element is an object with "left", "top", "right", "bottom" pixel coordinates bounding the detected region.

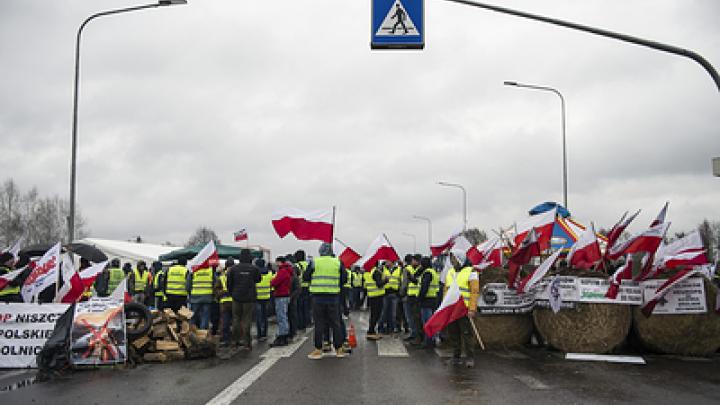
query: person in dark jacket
[
  {"left": 303, "top": 243, "right": 348, "bottom": 359},
  {"left": 270, "top": 257, "right": 293, "bottom": 347},
  {"left": 286, "top": 254, "right": 301, "bottom": 340},
  {"left": 226, "top": 249, "right": 261, "bottom": 350},
  {"left": 417, "top": 256, "right": 440, "bottom": 348}
]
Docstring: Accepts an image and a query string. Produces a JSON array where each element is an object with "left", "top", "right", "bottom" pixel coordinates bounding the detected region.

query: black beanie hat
[{"left": 239, "top": 249, "right": 253, "bottom": 264}]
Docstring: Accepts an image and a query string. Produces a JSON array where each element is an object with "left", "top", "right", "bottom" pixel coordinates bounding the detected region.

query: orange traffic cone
[{"left": 348, "top": 323, "right": 358, "bottom": 348}]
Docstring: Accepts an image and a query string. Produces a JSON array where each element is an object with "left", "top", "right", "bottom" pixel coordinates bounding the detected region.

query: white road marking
[
  {"left": 514, "top": 374, "right": 550, "bottom": 390},
  {"left": 377, "top": 337, "right": 409, "bottom": 357},
  {"left": 565, "top": 353, "right": 645, "bottom": 364},
  {"left": 207, "top": 336, "right": 308, "bottom": 405}
]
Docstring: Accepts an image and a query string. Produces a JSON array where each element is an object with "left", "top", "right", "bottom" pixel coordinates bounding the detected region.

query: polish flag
[
  {"left": 3, "top": 236, "right": 25, "bottom": 262},
  {"left": 636, "top": 202, "right": 671, "bottom": 280},
  {"left": 641, "top": 268, "right": 699, "bottom": 316},
  {"left": 55, "top": 255, "right": 80, "bottom": 303},
  {"left": 604, "top": 210, "right": 641, "bottom": 259},
  {"left": 477, "top": 238, "right": 503, "bottom": 268},
  {"left": 605, "top": 257, "right": 633, "bottom": 299},
  {"left": 507, "top": 229, "right": 542, "bottom": 288},
  {"left": 430, "top": 229, "right": 462, "bottom": 257},
  {"left": 187, "top": 240, "right": 219, "bottom": 272},
  {"left": 607, "top": 222, "right": 669, "bottom": 260},
  {"left": 233, "top": 228, "right": 248, "bottom": 242},
  {"left": 516, "top": 249, "right": 562, "bottom": 294},
  {"left": 109, "top": 277, "right": 132, "bottom": 304},
  {"left": 514, "top": 208, "right": 556, "bottom": 251},
  {"left": 423, "top": 278, "right": 468, "bottom": 338},
  {"left": 21, "top": 242, "right": 61, "bottom": 303},
  {"left": 453, "top": 236, "right": 484, "bottom": 265},
  {"left": 358, "top": 234, "right": 399, "bottom": 272},
  {"left": 566, "top": 225, "right": 602, "bottom": 269},
  {"left": 0, "top": 267, "right": 24, "bottom": 291},
  {"left": 655, "top": 230, "right": 704, "bottom": 263},
  {"left": 660, "top": 250, "right": 708, "bottom": 269},
  {"left": 334, "top": 239, "right": 362, "bottom": 269},
  {"left": 57, "top": 260, "right": 108, "bottom": 303},
  {"left": 271, "top": 208, "right": 334, "bottom": 243},
  {"left": 650, "top": 201, "right": 669, "bottom": 228}
]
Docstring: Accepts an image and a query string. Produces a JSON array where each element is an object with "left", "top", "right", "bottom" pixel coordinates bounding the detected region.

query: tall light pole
[
  {"left": 504, "top": 81, "right": 568, "bottom": 209},
  {"left": 402, "top": 232, "right": 417, "bottom": 254},
  {"left": 437, "top": 181, "right": 468, "bottom": 231},
  {"left": 412, "top": 215, "right": 433, "bottom": 255},
  {"left": 68, "top": 0, "right": 187, "bottom": 243}
]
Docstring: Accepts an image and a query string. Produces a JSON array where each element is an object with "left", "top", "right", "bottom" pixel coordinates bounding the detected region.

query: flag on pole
[
  {"left": 233, "top": 229, "right": 248, "bottom": 242},
  {"left": 641, "top": 268, "right": 699, "bottom": 316},
  {"left": 55, "top": 255, "right": 79, "bottom": 303},
  {"left": 605, "top": 256, "right": 633, "bottom": 299},
  {"left": 514, "top": 208, "right": 556, "bottom": 251},
  {"left": 187, "top": 240, "right": 219, "bottom": 272},
  {"left": 660, "top": 250, "right": 708, "bottom": 269},
  {"left": 423, "top": 277, "right": 468, "bottom": 337},
  {"left": 650, "top": 201, "right": 669, "bottom": 228},
  {"left": 357, "top": 234, "right": 399, "bottom": 272},
  {"left": 516, "top": 249, "right": 563, "bottom": 294},
  {"left": 334, "top": 239, "right": 362, "bottom": 269},
  {"left": 0, "top": 267, "right": 24, "bottom": 291},
  {"left": 507, "top": 228, "right": 542, "bottom": 288},
  {"left": 476, "top": 238, "right": 503, "bottom": 268},
  {"left": 452, "top": 235, "right": 484, "bottom": 265},
  {"left": 109, "top": 277, "right": 132, "bottom": 303},
  {"left": 57, "top": 260, "right": 108, "bottom": 303},
  {"left": 3, "top": 236, "right": 25, "bottom": 262},
  {"left": 565, "top": 225, "right": 602, "bottom": 269},
  {"left": 21, "top": 242, "right": 61, "bottom": 303},
  {"left": 271, "top": 208, "right": 334, "bottom": 243},
  {"left": 607, "top": 222, "right": 669, "bottom": 260},
  {"left": 430, "top": 228, "right": 463, "bottom": 257},
  {"left": 604, "top": 210, "right": 641, "bottom": 259}
]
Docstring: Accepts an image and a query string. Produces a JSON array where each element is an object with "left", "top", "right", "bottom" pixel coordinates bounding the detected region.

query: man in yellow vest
[
  {"left": 364, "top": 261, "right": 387, "bottom": 340},
  {"left": 418, "top": 256, "right": 440, "bottom": 348},
  {"left": 215, "top": 258, "right": 235, "bottom": 347},
  {"left": 189, "top": 260, "right": 216, "bottom": 329},
  {"left": 381, "top": 260, "right": 401, "bottom": 335},
  {"left": 100, "top": 258, "right": 125, "bottom": 297},
  {"left": 0, "top": 252, "right": 21, "bottom": 303},
  {"left": 295, "top": 250, "right": 312, "bottom": 331},
  {"left": 255, "top": 259, "right": 273, "bottom": 342},
  {"left": 350, "top": 265, "right": 364, "bottom": 310},
  {"left": 129, "top": 260, "right": 151, "bottom": 305},
  {"left": 403, "top": 254, "right": 422, "bottom": 343},
  {"left": 445, "top": 250, "right": 480, "bottom": 368},
  {"left": 303, "top": 243, "right": 348, "bottom": 359},
  {"left": 151, "top": 261, "right": 166, "bottom": 310},
  {"left": 163, "top": 258, "right": 189, "bottom": 312}
]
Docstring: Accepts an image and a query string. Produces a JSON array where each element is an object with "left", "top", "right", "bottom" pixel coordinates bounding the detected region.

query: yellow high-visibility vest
[
  {"left": 191, "top": 267, "right": 213, "bottom": 296},
  {"left": 310, "top": 257, "right": 341, "bottom": 294},
  {"left": 425, "top": 268, "right": 440, "bottom": 298},
  {"left": 445, "top": 266, "right": 473, "bottom": 308},
  {"left": 364, "top": 268, "right": 385, "bottom": 298},
  {"left": 0, "top": 267, "right": 19, "bottom": 297},
  {"left": 166, "top": 265, "right": 188, "bottom": 296},
  {"left": 133, "top": 268, "right": 149, "bottom": 292},
  {"left": 298, "top": 261, "right": 309, "bottom": 288},
  {"left": 256, "top": 272, "right": 273, "bottom": 300},
  {"left": 219, "top": 274, "right": 233, "bottom": 303},
  {"left": 406, "top": 265, "right": 419, "bottom": 297},
  {"left": 384, "top": 266, "right": 401, "bottom": 291},
  {"left": 107, "top": 267, "right": 125, "bottom": 293}
]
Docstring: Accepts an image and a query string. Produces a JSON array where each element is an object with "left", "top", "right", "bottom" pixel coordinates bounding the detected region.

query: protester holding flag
[
  {"left": 0, "top": 252, "right": 21, "bottom": 302},
  {"left": 445, "top": 250, "right": 480, "bottom": 368}
]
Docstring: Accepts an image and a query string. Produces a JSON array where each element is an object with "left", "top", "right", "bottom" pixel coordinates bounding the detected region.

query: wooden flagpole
[{"left": 468, "top": 314, "right": 486, "bottom": 351}]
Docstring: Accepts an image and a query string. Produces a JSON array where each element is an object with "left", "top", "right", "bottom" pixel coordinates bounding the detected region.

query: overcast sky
[{"left": 1, "top": 0, "right": 718, "bottom": 257}]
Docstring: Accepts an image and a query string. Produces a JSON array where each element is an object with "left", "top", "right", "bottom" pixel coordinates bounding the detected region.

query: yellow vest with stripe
[
  {"left": 406, "top": 265, "right": 419, "bottom": 297},
  {"left": 166, "top": 265, "right": 188, "bottom": 296},
  {"left": 0, "top": 267, "right": 19, "bottom": 296},
  {"left": 107, "top": 267, "right": 125, "bottom": 293},
  {"left": 256, "top": 272, "right": 273, "bottom": 300},
  {"left": 445, "top": 266, "right": 473, "bottom": 308},
  {"left": 364, "top": 268, "right": 385, "bottom": 298},
  {"left": 153, "top": 269, "right": 166, "bottom": 300},
  {"left": 351, "top": 271, "right": 363, "bottom": 288},
  {"left": 298, "top": 261, "right": 309, "bottom": 288},
  {"left": 219, "top": 274, "right": 233, "bottom": 303},
  {"left": 384, "top": 266, "right": 401, "bottom": 291},
  {"left": 133, "top": 268, "right": 150, "bottom": 292},
  {"left": 310, "top": 256, "right": 341, "bottom": 294},
  {"left": 424, "top": 268, "right": 440, "bottom": 298},
  {"left": 344, "top": 269, "right": 352, "bottom": 289},
  {"left": 191, "top": 267, "right": 213, "bottom": 296}
]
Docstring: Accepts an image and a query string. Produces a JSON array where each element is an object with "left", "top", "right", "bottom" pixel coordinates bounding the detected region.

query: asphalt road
[{"left": 1, "top": 309, "right": 719, "bottom": 405}]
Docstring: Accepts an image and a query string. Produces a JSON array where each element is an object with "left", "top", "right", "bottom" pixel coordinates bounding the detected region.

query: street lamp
[
  {"left": 437, "top": 181, "right": 468, "bottom": 231},
  {"left": 68, "top": 0, "right": 187, "bottom": 243},
  {"left": 402, "top": 232, "right": 417, "bottom": 254},
  {"left": 412, "top": 215, "right": 433, "bottom": 255},
  {"left": 504, "top": 80, "right": 568, "bottom": 210},
  {"left": 713, "top": 157, "right": 720, "bottom": 177}
]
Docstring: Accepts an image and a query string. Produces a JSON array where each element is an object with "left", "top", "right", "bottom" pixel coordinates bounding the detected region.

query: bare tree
[
  {"left": 186, "top": 226, "right": 220, "bottom": 247},
  {"left": 463, "top": 228, "right": 488, "bottom": 245},
  {"left": 698, "top": 219, "right": 717, "bottom": 262}
]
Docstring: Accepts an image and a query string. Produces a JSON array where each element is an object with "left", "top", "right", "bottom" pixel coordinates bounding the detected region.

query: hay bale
[
  {"left": 534, "top": 303, "right": 632, "bottom": 353},
  {"left": 632, "top": 277, "right": 720, "bottom": 356},
  {"left": 475, "top": 267, "right": 534, "bottom": 349}
]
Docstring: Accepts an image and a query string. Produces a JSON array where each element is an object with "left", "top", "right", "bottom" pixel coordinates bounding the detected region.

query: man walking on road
[
  {"left": 303, "top": 243, "right": 348, "bottom": 359},
  {"left": 227, "top": 249, "right": 261, "bottom": 351},
  {"left": 445, "top": 250, "right": 480, "bottom": 368}
]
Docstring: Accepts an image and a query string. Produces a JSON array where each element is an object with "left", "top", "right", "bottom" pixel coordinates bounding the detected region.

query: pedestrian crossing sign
[{"left": 371, "top": 0, "right": 424, "bottom": 49}]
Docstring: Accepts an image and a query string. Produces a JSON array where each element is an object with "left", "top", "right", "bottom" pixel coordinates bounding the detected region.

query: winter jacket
[
  {"left": 226, "top": 263, "right": 261, "bottom": 303},
  {"left": 271, "top": 263, "right": 293, "bottom": 298}
]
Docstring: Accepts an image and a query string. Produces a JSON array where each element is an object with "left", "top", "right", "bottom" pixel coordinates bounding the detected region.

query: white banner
[
  {"left": 641, "top": 277, "right": 707, "bottom": 314},
  {"left": 477, "top": 283, "right": 535, "bottom": 314},
  {"left": 577, "top": 278, "right": 643, "bottom": 305},
  {"left": 0, "top": 303, "right": 69, "bottom": 368}
]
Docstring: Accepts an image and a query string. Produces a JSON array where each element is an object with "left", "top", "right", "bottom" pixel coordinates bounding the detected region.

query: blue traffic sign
[{"left": 371, "top": 0, "right": 424, "bottom": 49}]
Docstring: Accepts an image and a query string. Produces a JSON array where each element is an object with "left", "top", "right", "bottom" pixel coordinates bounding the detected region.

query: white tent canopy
[{"left": 78, "top": 238, "right": 182, "bottom": 265}]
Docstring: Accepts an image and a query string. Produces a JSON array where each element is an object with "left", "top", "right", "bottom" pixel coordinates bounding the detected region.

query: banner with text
[
  {"left": 0, "top": 303, "right": 69, "bottom": 368},
  {"left": 478, "top": 283, "right": 535, "bottom": 314},
  {"left": 641, "top": 277, "right": 707, "bottom": 314}
]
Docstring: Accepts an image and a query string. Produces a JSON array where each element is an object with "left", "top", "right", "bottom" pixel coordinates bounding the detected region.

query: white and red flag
[
  {"left": 605, "top": 256, "right": 633, "bottom": 299},
  {"left": 507, "top": 228, "right": 543, "bottom": 288},
  {"left": 55, "top": 255, "right": 79, "bottom": 303},
  {"left": 650, "top": 201, "right": 669, "bottom": 228},
  {"left": 271, "top": 208, "right": 334, "bottom": 243},
  {"left": 476, "top": 238, "right": 503, "bottom": 269},
  {"left": 516, "top": 249, "right": 563, "bottom": 294},
  {"left": 57, "top": 259, "right": 108, "bottom": 303},
  {"left": 660, "top": 250, "right": 708, "bottom": 269},
  {"left": 566, "top": 225, "right": 602, "bottom": 269},
  {"left": 358, "top": 234, "right": 399, "bottom": 272},
  {"left": 188, "top": 240, "right": 219, "bottom": 272},
  {"left": 654, "top": 230, "right": 704, "bottom": 263},
  {"left": 423, "top": 277, "right": 468, "bottom": 337},
  {"left": 430, "top": 228, "right": 463, "bottom": 257},
  {"left": 514, "top": 208, "right": 556, "bottom": 251},
  {"left": 3, "top": 235, "right": 25, "bottom": 262},
  {"left": 607, "top": 222, "right": 669, "bottom": 260},
  {"left": 0, "top": 267, "right": 24, "bottom": 291},
  {"left": 233, "top": 228, "right": 248, "bottom": 242},
  {"left": 21, "top": 242, "right": 61, "bottom": 303},
  {"left": 452, "top": 235, "right": 484, "bottom": 265},
  {"left": 604, "top": 210, "right": 641, "bottom": 259},
  {"left": 641, "top": 268, "right": 699, "bottom": 316},
  {"left": 334, "top": 239, "right": 362, "bottom": 269},
  {"left": 109, "top": 277, "right": 132, "bottom": 304}
]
